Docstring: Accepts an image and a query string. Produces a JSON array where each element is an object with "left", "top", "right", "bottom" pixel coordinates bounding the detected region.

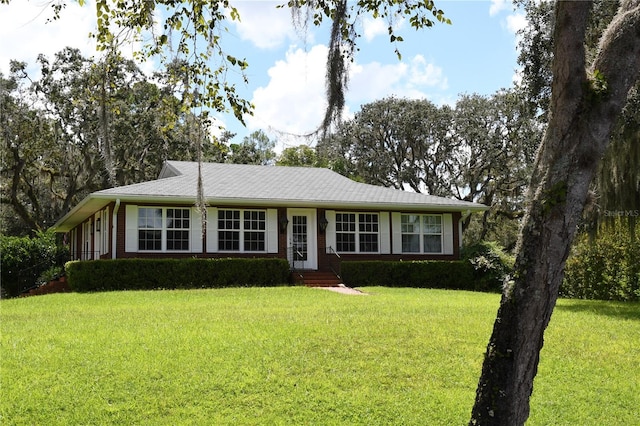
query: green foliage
[
  {"left": 93, "top": 0, "right": 252, "bottom": 122},
  {"left": 227, "top": 130, "right": 276, "bottom": 165},
  {"left": 562, "top": 223, "right": 640, "bottom": 301},
  {"left": 318, "top": 93, "right": 540, "bottom": 243},
  {"left": 541, "top": 180, "right": 568, "bottom": 214},
  {"left": 276, "top": 144, "right": 326, "bottom": 168},
  {"left": 340, "top": 260, "right": 497, "bottom": 291},
  {"left": 517, "top": 0, "right": 640, "bottom": 229},
  {"left": 0, "top": 230, "right": 69, "bottom": 298},
  {"left": 463, "top": 212, "right": 522, "bottom": 252},
  {"left": 461, "top": 241, "right": 515, "bottom": 291},
  {"left": 66, "top": 258, "right": 290, "bottom": 293},
  {"left": 1, "top": 50, "right": 220, "bottom": 233},
  {"left": 341, "top": 250, "right": 513, "bottom": 293}
]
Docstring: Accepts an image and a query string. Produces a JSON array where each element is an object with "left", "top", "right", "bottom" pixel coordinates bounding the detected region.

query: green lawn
[{"left": 1, "top": 287, "right": 638, "bottom": 425}]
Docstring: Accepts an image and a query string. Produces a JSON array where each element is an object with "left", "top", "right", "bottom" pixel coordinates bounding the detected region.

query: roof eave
[{"left": 50, "top": 193, "right": 488, "bottom": 233}]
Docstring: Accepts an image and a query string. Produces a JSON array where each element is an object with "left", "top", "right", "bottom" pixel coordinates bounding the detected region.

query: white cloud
[
  {"left": 246, "top": 43, "right": 449, "bottom": 145},
  {"left": 506, "top": 12, "right": 527, "bottom": 34},
  {"left": 0, "top": 2, "right": 96, "bottom": 75},
  {"left": 363, "top": 17, "right": 387, "bottom": 42},
  {"left": 232, "top": 2, "right": 300, "bottom": 49},
  {"left": 246, "top": 45, "right": 328, "bottom": 139},
  {"left": 348, "top": 54, "right": 447, "bottom": 103},
  {"left": 489, "top": 0, "right": 510, "bottom": 17}
]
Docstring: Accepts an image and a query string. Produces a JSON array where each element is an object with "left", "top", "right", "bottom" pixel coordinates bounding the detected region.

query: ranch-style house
[{"left": 52, "top": 161, "right": 487, "bottom": 274}]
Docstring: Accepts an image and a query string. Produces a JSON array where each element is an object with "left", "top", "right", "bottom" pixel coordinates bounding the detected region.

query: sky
[{"left": 0, "top": 0, "right": 527, "bottom": 151}]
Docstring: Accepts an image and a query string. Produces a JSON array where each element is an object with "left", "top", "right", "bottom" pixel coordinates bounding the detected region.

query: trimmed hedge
[
  {"left": 66, "top": 258, "right": 291, "bottom": 293},
  {"left": 341, "top": 260, "right": 500, "bottom": 292}
]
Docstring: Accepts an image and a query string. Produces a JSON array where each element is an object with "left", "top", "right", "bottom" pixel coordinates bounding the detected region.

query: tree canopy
[
  {"left": 318, "top": 93, "right": 541, "bottom": 249},
  {"left": 0, "top": 48, "right": 221, "bottom": 234}
]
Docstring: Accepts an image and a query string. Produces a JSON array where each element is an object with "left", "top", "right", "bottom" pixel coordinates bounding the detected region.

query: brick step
[
  {"left": 21, "top": 277, "right": 70, "bottom": 297},
  {"left": 298, "top": 271, "right": 342, "bottom": 287}
]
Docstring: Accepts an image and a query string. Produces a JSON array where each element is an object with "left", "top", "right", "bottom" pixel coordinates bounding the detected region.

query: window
[
  {"left": 218, "top": 210, "right": 240, "bottom": 251},
  {"left": 335, "top": 212, "right": 379, "bottom": 253},
  {"left": 401, "top": 214, "right": 442, "bottom": 253},
  {"left": 139, "top": 208, "right": 162, "bottom": 251},
  {"left": 422, "top": 215, "right": 442, "bottom": 253},
  {"left": 138, "top": 207, "right": 190, "bottom": 251},
  {"left": 358, "top": 213, "right": 379, "bottom": 252},
  {"left": 218, "top": 209, "right": 266, "bottom": 252},
  {"left": 98, "top": 208, "right": 110, "bottom": 255},
  {"left": 167, "top": 208, "right": 190, "bottom": 250},
  {"left": 243, "top": 210, "right": 266, "bottom": 251},
  {"left": 336, "top": 213, "right": 356, "bottom": 252}
]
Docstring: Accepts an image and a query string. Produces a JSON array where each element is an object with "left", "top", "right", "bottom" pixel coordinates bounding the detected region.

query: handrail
[
  {"left": 324, "top": 246, "right": 342, "bottom": 280},
  {"left": 287, "top": 246, "right": 305, "bottom": 285},
  {"left": 325, "top": 246, "right": 341, "bottom": 259}
]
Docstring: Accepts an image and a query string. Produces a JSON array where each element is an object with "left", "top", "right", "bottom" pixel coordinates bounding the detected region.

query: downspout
[
  {"left": 460, "top": 210, "right": 471, "bottom": 249},
  {"left": 111, "top": 199, "right": 121, "bottom": 259}
]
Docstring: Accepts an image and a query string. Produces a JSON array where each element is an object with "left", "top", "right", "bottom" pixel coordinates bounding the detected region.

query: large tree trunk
[{"left": 469, "top": 1, "right": 640, "bottom": 425}]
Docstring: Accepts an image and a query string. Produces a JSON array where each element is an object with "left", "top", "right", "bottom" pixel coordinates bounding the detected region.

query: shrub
[
  {"left": 66, "top": 258, "right": 291, "bottom": 293},
  {"left": 562, "top": 223, "right": 640, "bottom": 301},
  {"left": 0, "top": 231, "right": 69, "bottom": 298},
  {"left": 461, "top": 241, "right": 515, "bottom": 292},
  {"left": 341, "top": 260, "right": 488, "bottom": 291}
]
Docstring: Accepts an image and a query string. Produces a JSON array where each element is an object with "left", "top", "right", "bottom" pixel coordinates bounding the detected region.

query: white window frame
[
  {"left": 137, "top": 207, "right": 192, "bottom": 252},
  {"left": 400, "top": 213, "right": 443, "bottom": 254},
  {"left": 217, "top": 209, "right": 267, "bottom": 253},
  {"left": 334, "top": 212, "right": 380, "bottom": 254}
]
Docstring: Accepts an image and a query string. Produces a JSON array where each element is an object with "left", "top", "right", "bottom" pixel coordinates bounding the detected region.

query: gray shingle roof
[
  {"left": 102, "top": 161, "right": 485, "bottom": 208},
  {"left": 52, "top": 161, "right": 487, "bottom": 231}
]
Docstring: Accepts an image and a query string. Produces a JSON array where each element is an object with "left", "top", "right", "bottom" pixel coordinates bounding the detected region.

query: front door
[{"left": 288, "top": 209, "right": 317, "bottom": 270}]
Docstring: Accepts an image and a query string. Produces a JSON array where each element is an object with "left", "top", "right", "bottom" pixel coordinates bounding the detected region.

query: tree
[
  {"left": 453, "top": 91, "right": 540, "bottom": 247},
  {"left": 0, "top": 66, "right": 60, "bottom": 233},
  {"left": 318, "top": 97, "right": 452, "bottom": 193},
  {"left": 318, "top": 93, "right": 540, "bottom": 249},
  {"left": 0, "top": 48, "right": 217, "bottom": 233},
  {"left": 517, "top": 0, "right": 640, "bottom": 234},
  {"left": 227, "top": 130, "right": 276, "bottom": 165},
  {"left": 276, "top": 144, "right": 325, "bottom": 167},
  {"left": 469, "top": 2, "right": 640, "bottom": 424}
]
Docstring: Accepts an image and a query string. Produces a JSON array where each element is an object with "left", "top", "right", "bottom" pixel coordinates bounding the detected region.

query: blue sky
[{"left": 0, "top": 0, "right": 526, "bottom": 151}]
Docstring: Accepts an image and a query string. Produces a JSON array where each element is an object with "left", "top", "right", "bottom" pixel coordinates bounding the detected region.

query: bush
[
  {"left": 66, "top": 258, "right": 291, "bottom": 293},
  {"left": 461, "top": 241, "right": 515, "bottom": 292},
  {"left": 341, "top": 260, "right": 491, "bottom": 291},
  {"left": 562, "top": 223, "right": 640, "bottom": 301},
  {"left": 0, "top": 231, "right": 69, "bottom": 298}
]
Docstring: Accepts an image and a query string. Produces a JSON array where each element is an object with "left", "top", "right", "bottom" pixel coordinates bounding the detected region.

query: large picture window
[
  {"left": 335, "top": 212, "right": 379, "bottom": 253},
  {"left": 138, "top": 207, "right": 190, "bottom": 251},
  {"left": 218, "top": 209, "right": 266, "bottom": 252},
  {"left": 401, "top": 214, "right": 442, "bottom": 253}
]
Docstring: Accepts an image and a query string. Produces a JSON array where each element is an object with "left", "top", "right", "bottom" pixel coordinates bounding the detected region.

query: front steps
[{"left": 293, "top": 270, "right": 342, "bottom": 287}]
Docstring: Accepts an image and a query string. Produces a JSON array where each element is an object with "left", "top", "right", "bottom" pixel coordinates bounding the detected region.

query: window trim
[
  {"left": 137, "top": 207, "right": 192, "bottom": 252},
  {"left": 400, "top": 213, "right": 443, "bottom": 254},
  {"left": 334, "top": 211, "right": 380, "bottom": 254},
  {"left": 217, "top": 208, "right": 267, "bottom": 253}
]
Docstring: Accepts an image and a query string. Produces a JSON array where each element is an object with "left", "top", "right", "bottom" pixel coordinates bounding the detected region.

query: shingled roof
[{"left": 52, "top": 161, "right": 487, "bottom": 232}]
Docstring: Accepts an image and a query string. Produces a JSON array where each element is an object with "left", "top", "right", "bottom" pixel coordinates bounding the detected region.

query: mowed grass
[{"left": 1, "top": 287, "right": 638, "bottom": 425}]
